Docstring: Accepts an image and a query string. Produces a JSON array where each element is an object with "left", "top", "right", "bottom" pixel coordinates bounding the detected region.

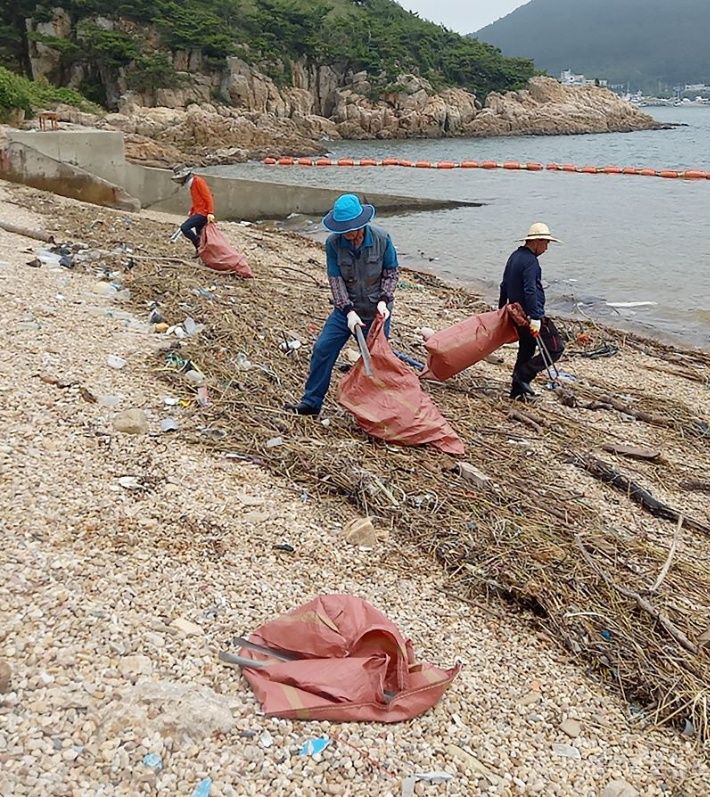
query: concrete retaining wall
[
  {"left": 0, "top": 141, "right": 140, "bottom": 212},
  {"left": 4, "top": 129, "right": 478, "bottom": 220}
]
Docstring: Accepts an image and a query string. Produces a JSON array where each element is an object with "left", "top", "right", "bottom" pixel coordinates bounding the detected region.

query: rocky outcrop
[{"left": 465, "top": 76, "right": 658, "bottom": 137}]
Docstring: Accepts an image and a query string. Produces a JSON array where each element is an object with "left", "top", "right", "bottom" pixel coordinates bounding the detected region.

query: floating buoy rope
[{"left": 261, "top": 156, "right": 709, "bottom": 180}]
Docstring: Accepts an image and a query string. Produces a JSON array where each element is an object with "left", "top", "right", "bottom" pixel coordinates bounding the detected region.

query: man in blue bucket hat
[{"left": 285, "top": 194, "right": 399, "bottom": 415}]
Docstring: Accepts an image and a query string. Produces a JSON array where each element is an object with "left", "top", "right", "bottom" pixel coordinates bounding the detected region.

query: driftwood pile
[{"left": 12, "top": 188, "right": 710, "bottom": 745}]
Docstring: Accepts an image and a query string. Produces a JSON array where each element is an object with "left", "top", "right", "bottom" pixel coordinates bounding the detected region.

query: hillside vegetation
[
  {"left": 474, "top": 0, "right": 710, "bottom": 92},
  {"left": 1, "top": 0, "right": 535, "bottom": 109},
  {"left": 0, "top": 65, "right": 98, "bottom": 120}
]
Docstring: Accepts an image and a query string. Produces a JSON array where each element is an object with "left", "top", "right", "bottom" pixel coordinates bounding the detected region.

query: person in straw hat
[
  {"left": 499, "top": 222, "right": 565, "bottom": 400},
  {"left": 285, "top": 193, "right": 399, "bottom": 415},
  {"left": 170, "top": 166, "right": 215, "bottom": 256}
]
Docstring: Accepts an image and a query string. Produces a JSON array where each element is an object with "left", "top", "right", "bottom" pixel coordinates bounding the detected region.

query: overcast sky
[{"left": 397, "top": 0, "right": 529, "bottom": 34}]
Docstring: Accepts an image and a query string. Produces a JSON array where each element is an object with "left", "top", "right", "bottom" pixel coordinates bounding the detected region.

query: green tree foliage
[
  {"left": 1, "top": 0, "right": 536, "bottom": 108},
  {"left": 0, "top": 64, "right": 98, "bottom": 119},
  {"left": 475, "top": 0, "right": 710, "bottom": 92}
]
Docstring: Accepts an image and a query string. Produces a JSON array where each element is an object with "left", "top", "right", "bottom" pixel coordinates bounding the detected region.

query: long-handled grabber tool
[
  {"left": 537, "top": 334, "right": 560, "bottom": 386},
  {"left": 354, "top": 325, "right": 374, "bottom": 377}
]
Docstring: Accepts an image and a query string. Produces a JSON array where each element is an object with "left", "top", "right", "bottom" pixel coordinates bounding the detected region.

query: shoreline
[{"left": 1, "top": 180, "right": 709, "bottom": 793}]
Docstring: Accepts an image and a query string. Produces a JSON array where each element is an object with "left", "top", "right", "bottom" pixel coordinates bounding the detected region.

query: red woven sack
[
  {"left": 240, "top": 594, "right": 461, "bottom": 723},
  {"left": 422, "top": 303, "right": 527, "bottom": 381},
  {"left": 338, "top": 316, "right": 464, "bottom": 455},
  {"left": 198, "top": 222, "right": 254, "bottom": 278}
]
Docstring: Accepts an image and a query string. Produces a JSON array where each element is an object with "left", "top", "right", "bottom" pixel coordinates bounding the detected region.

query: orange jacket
[{"left": 189, "top": 175, "right": 215, "bottom": 217}]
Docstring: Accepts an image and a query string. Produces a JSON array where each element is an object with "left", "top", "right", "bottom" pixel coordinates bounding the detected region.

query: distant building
[{"left": 560, "top": 69, "right": 607, "bottom": 88}]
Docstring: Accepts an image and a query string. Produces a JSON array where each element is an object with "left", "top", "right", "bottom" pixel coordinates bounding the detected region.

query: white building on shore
[{"left": 560, "top": 69, "right": 607, "bottom": 88}]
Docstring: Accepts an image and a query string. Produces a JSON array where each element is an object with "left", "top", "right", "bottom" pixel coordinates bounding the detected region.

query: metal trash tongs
[
  {"left": 536, "top": 333, "right": 560, "bottom": 385},
  {"left": 355, "top": 325, "right": 374, "bottom": 377}
]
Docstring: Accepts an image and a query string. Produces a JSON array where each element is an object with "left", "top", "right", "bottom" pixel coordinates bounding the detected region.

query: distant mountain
[{"left": 473, "top": 0, "right": 710, "bottom": 92}]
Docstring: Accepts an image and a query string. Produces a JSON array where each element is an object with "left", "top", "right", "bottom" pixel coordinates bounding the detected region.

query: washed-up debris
[
  {"left": 191, "top": 778, "right": 212, "bottom": 797},
  {"left": 401, "top": 772, "right": 454, "bottom": 797},
  {"left": 184, "top": 370, "right": 206, "bottom": 386},
  {"left": 265, "top": 437, "right": 283, "bottom": 449},
  {"left": 552, "top": 742, "right": 581, "bottom": 759},
  {"left": 163, "top": 396, "right": 179, "bottom": 406},
  {"left": 170, "top": 617, "right": 204, "bottom": 637},
  {"left": 106, "top": 354, "right": 127, "bottom": 370},
  {"left": 184, "top": 316, "right": 204, "bottom": 337},
  {"left": 235, "top": 352, "right": 252, "bottom": 371},
  {"left": 142, "top": 753, "right": 163, "bottom": 771},
  {"left": 457, "top": 462, "right": 492, "bottom": 489},
  {"left": 148, "top": 307, "right": 165, "bottom": 325},
  {"left": 299, "top": 736, "right": 330, "bottom": 757},
  {"left": 601, "top": 443, "right": 660, "bottom": 461},
  {"left": 160, "top": 417, "right": 179, "bottom": 433},
  {"left": 118, "top": 476, "right": 143, "bottom": 491},
  {"left": 197, "top": 387, "right": 209, "bottom": 407},
  {"left": 259, "top": 730, "right": 273, "bottom": 749},
  {"left": 445, "top": 743, "right": 499, "bottom": 784},
  {"left": 273, "top": 543, "right": 295, "bottom": 553}
]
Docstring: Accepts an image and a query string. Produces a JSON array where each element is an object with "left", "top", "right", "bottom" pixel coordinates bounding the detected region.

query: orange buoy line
[{"left": 262, "top": 156, "right": 710, "bottom": 180}]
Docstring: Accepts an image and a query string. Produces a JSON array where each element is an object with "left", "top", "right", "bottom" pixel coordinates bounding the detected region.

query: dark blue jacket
[{"left": 498, "top": 246, "right": 545, "bottom": 320}]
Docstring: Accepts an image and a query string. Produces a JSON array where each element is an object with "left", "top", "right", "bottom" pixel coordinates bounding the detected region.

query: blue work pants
[{"left": 301, "top": 310, "right": 391, "bottom": 410}]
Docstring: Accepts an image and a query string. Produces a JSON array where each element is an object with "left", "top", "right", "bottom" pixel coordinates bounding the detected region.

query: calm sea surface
[{"left": 207, "top": 107, "right": 710, "bottom": 346}]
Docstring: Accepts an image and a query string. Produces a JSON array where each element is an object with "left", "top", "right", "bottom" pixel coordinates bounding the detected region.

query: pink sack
[
  {"left": 422, "top": 303, "right": 527, "bottom": 381},
  {"left": 338, "top": 315, "right": 465, "bottom": 455},
  {"left": 198, "top": 222, "right": 254, "bottom": 278},
  {"left": 240, "top": 594, "right": 461, "bottom": 723}
]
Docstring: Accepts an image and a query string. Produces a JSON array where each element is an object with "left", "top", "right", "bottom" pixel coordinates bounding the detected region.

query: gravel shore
[{"left": 0, "top": 182, "right": 708, "bottom": 797}]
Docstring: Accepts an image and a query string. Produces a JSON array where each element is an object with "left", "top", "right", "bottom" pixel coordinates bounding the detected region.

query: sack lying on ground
[
  {"left": 239, "top": 594, "right": 461, "bottom": 722},
  {"left": 198, "top": 222, "right": 254, "bottom": 278},
  {"left": 422, "top": 303, "right": 527, "bottom": 381},
  {"left": 338, "top": 315, "right": 465, "bottom": 455}
]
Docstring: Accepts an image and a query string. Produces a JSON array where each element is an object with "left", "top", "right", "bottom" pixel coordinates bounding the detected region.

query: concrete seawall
[{"left": 2, "top": 129, "right": 479, "bottom": 220}]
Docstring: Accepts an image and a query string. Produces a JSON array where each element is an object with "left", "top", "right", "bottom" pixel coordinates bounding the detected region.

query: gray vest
[{"left": 330, "top": 225, "right": 389, "bottom": 321}]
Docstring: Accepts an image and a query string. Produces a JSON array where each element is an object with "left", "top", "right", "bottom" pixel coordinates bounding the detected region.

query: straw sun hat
[{"left": 519, "top": 222, "right": 561, "bottom": 243}]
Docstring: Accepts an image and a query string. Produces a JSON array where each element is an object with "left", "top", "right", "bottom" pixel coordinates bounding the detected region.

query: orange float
[
  {"left": 601, "top": 166, "right": 623, "bottom": 174},
  {"left": 315, "top": 158, "right": 332, "bottom": 166},
  {"left": 683, "top": 170, "right": 707, "bottom": 179},
  {"left": 481, "top": 160, "right": 498, "bottom": 169},
  {"left": 436, "top": 161, "right": 457, "bottom": 169},
  {"left": 263, "top": 157, "right": 277, "bottom": 165},
  {"left": 381, "top": 158, "right": 399, "bottom": 166},
  {"left": 360, "top": 159, "right": 378, "bottom": 167},
  {"left": 460, "top": 160, "right": 479, "bottom": 168},
  {"left": 638, "top": 168, "right": 656, "bottom": 176},
  {"left": 658, "top": 170, "right": 679, "bottom": 178},
  {"left": 399, "top": 160, "right": 413, "bottom": 167},
  {"left": 622, "top": 166, "right": 639, "bottom": 175},
  {"left": 546, "top": 162, "right": 561, "bottom": 170},
  {"left": 337, "top": 158, "right": 355, "bottom": 166},
  {"left": 580, "top": 165, "right": 598, "bottom": 174},
  {"left": 503, "top": 161, "right": 521, "bottom": 169},
  {"left": 562, "top": 164, "right": 577, "bottom": 172},
  {"left": 415, "top": 161, "right": 432, "bottom": 168},
  {"left": 297, "top": 158, "right": 313, "bottom": 166},
  {"left": 526, "top": 162, "right": 544, "bottom": 171},
  {"left": 277, "top": 157, "right": 294, "bottom": 166}
]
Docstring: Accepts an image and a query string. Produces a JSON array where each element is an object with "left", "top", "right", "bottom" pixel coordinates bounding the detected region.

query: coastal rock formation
[{"left": 465, "top": 77, "right": 658, "bottom": 136}]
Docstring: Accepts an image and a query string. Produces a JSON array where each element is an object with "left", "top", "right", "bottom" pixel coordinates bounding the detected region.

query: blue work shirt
[
  {"left": 325, "top": 225, "right": 398, "bottom": 277},
  {"left": 498, "top": 246, "right": 545, "bottom": 320}
]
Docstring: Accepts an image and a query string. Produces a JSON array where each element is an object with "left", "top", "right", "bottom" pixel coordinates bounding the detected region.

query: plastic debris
[
  {"left": 191, "top": 778, "right": 212, "bottom": 797},
  {"left": 184, "top": 317, "right": 203, "bottom": 337},
  {"left": 118, "top": 476, "right": 143, "bottom": 491},
  {"left": 299, "top": 736, "right": 330, "bottom": 757},
  {"left": 273, "top": 543, "right": 295, "bottom": 553},
  {"left": 600, "top": 629, "right": 613, "bottom": 641},
  {"left": 142, "top": 753, "right": 163, "bottom": 771},
  {"left": 163, "top": 396, "right": 179, "bottom": 406},
  {"left": 197, "top": 387, "right": 209, "bottom": 407},
  {"left": 259, "top": 730, "right": 273, "bottom": 749},
  {"left": 160, "top": 418, "right": 179, "bottom": 433},
  {"left": 265, "top": 437, "right": 283, "bottom": 449},
  {"left": 552, "top": 743, "right": 581, "bottom": 759},
  {"left": 184, "top": 370, "right": 206, "bottom": 386},
  {"left": 401, "top": 772, "right": 454, "bottom": 796},
  {"left": 106, "top": 355, "right": 127, "bottom": 369},
  {"left": 235, "top": 352, "right": 252, "bottom": 371},
  {"left": 149, "top": 307, "right": 165, "bottom": 325}
]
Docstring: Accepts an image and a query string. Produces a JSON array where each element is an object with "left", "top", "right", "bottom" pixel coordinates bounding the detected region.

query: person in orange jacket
[{"left": 170, "top": 167, "right": 215, "bottom": 254}]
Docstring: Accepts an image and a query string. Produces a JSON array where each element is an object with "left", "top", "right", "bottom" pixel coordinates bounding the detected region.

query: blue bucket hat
[{"left": 322, "top": 194, "right": 376, "bottom": 233}]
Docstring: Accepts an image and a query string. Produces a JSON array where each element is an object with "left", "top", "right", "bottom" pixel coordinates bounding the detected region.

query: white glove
[
  {"left": 207, "top": 214, "right": 215, "bottom": 223},
  {"left": 347, "top": 310, "right": 364, "bottom": 334},
  {"left": 528, "top": 318, "right": 542, "bottom": 336},
  {"left": 376, "top": 301, "right": 390, "bottom": 320}
]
